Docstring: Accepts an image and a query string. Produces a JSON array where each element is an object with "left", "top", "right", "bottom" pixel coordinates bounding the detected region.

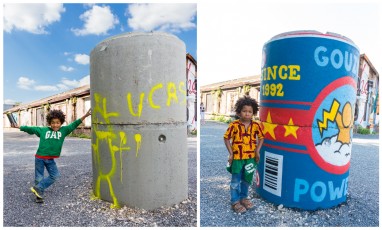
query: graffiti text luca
[{"left": 127, "top": 81, "right": 186, "bottom": 117}]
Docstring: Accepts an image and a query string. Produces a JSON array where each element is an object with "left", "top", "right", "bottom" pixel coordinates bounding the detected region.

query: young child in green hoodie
[{"left": 15, "top": 109, "right": 91, "bottom": 203}]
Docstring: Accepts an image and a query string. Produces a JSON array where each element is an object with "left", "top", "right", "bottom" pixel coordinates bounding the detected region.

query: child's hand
[
  {"left": 85, "top": 109, "right": 92, "bottom": 117},
  {"left": 80, "top": 109, "right": 92, "bottom": 122},
  {"left": 228, "top": 154, "right": 233, "bottom": 165},
  {"left": 255, "top": 152, "right": 260, "bottom": 163}
]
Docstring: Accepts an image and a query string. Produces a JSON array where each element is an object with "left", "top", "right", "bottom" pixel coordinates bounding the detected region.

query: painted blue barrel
[{"left": 255, "top": 31, "right": 360, "bottom": 210}]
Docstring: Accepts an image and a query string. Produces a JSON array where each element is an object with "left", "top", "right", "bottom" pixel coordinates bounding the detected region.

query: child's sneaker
[
  {"left": 35, "top": 197, "right": 44, "bottom": 203},
  {"left": 30, "top": 186, "right": 43, "bottom": 199}
]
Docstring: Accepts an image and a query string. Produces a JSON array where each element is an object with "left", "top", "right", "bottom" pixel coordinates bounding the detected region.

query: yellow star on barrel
[
  {"left": 262, "top": 111, "right": 277, "bottom": 140},
  {"left": 284, "top": 118, "right": 299, "bottom": 139}
]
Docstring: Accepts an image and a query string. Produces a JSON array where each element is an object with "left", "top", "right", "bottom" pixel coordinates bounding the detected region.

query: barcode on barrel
[{"left": 263, "top": 151, "right": 283, "bottom": 197}]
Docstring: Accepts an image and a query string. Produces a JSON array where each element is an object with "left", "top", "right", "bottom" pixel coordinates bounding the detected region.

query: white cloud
[
  {"left": 57, "top": 84, "right": 69, "bottom": 90},
  {"left": 315, "top": 135, "right": 352, "bottom": 166},
  {"left": 60, "top": 65, "right": 75, "bottom": 72},
  {"left": 32, "top": 75, "right": 89, "bottom": 91},
  {"left": 4, "top": 3, "right": 65, "bottom": 34},
  {"left": 4, "top": 99, "right": 16, "bottom": 104},
  {"left": 71, "top": 5, "right": 119, "bottom": 36},
  {"left": 74, "top": 54, "right": 90, "bottom": 65},
  {"left": 17, "top": 75, "right": 89, "bottom": 93},
  {"left": 61, "top": 75, "right": 90, "bottom": 88},
  {"left": 17, "top": 77, "right": 36, "bottom": 89},
  {"left": 61, "top": 78, "right": 79, "bottom": 88},
  {"left": 79, "top": 75, "right": 90, "bottom": 86},
  {"left": 127, "top": 3, "right": 196, "bottom": 32},
  {"left": 34, "top": 85, "right": 59, "bottom": 91}
]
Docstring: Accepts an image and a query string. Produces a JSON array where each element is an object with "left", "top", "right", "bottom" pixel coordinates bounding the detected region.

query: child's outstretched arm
[
  {"left": 224, "top": 138, "right": 234, "bottom": 165},
  {"left": 62, "top": 109, "right": 92, "bottom": 136},
  {"left": 80, "top": 109, "right": 92, "bottom": 122}
]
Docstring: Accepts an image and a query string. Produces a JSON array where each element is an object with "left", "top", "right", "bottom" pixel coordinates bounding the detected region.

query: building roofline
[
  {"left": 361, "top": 54, "right": 379, "bottom": 78},
  {"left": 201, "top": 75, "right": 261, "bottom": 91},
  {"left": 4, "top": 84, "right": 90, "bottom": 114},
  {"left": 186, "top": 53, "right": 197, "bottom": 65}
]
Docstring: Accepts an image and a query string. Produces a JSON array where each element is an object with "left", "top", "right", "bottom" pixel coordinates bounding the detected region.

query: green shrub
[
  {"left": 216, "top": 115, "right": 227, "bottom": 122},
  {"left": 357, "top": 126, "right": 371, "bottom": 135},
  {"left": 190, "top": 129, "right": 197, "bottom": 135},
  {"left": 225, "top": 118, "right": 233, "bottom": 123}
]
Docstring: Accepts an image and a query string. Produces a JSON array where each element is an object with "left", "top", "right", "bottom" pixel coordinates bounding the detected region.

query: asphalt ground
[
  {"left": 3, "top": 129, "right": 196, "bottom": 227},
  {"left": 200, "top": 121, "right": 379, "bottom": 227}
]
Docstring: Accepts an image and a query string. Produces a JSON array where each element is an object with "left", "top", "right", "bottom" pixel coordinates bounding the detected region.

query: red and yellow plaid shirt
[{"left": 224, "top": 120, "right": 264, "bottom": 160}]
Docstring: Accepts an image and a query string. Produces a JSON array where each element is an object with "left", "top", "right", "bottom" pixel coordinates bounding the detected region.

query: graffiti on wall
[
  {"left": 186, "top": 62, "right": 196, "bottom": 96},
  {"left": 186, "top": 60, "right": 197, "bottom": 131},
  {"left": 355, "top": 62, "right": 370, "bottom": 126},
  {"left": 91, "top": 81, "right": 186, "bottom": 208}
]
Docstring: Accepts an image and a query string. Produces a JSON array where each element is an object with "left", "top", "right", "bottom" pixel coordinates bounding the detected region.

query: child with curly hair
[
  {"left": 224, "top": 96, "right": 264, "bottom": 213},
  {"left": 14, "top": 109, "right": 91, "bottom": 203}
]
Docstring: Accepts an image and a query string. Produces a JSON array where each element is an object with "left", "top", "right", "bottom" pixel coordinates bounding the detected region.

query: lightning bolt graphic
[{"left": 317, "top": 99, "right": 340, "bottom": 135}]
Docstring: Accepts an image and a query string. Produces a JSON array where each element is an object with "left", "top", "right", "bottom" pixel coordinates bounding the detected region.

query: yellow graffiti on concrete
[
  {"left": 119, "top": 132, "right": 130, "bottom": 183},
  {"left": 92, "top": 130, "right": 120, "bottom": 208},
  {"left": 93, "top": 93, "right": 119, "bottom": 124},
  {"left": 134, "top": 133, "right": 142, "bottom": 157},
  {"left": 148, "top": 83, "right": 163, "bottom": 109},
  {"left": 127, "top": 92, "right": 145, "bottom": 117},
  {"left": 92, "top": 93, "right": 141, "bottom": 208},
  {"left": 125, "top": 81, "right": 186, "bottom": 117},
  {"left": 178, "top": 81, "right": 187, "bottom": 105},
  {"left": 166, "top": 82, "right": 178, "bottom": 106},
  {"left": 91, "top": 81, "right": 185, "bottom": 208}
]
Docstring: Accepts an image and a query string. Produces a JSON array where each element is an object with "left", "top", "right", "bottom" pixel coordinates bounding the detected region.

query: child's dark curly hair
[
  {"left": 234, "top": 96, "right": 259, "bottom": 114},
  {"left": 46, "top": 110, "right": 66, "bottom": 124}
]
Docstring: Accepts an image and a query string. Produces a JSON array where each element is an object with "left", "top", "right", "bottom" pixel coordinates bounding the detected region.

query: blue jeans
[
  {"left": 35, "top": 157, "right": 60, "bottom": 194},
  {"left": 230, "top": 166, "right": 250, "bottom": 204}
]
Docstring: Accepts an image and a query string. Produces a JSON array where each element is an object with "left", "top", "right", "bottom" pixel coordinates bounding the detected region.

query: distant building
[
  {"left": 200, "top": 75, "right": 261, "bottom": 119},
  {"left": 355, "top": 54, "right": 379, "bottom": 132},
  {"left": 3, "top": 85, "right": 91, "bottom": 135},
  {"left": 186, "top": 53, "right": 197, "bottom": 132}
]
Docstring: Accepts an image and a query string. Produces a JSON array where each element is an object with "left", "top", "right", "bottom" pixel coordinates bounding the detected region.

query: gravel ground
[
  {"left": 200, "top": 121, "right": 379, "bottom": 227},
  {"left": 3, "top": 130, "right": 197, "bottom": 227}
]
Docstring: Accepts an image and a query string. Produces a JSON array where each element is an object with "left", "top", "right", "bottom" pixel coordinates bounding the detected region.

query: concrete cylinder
[
  {"left": 256, "top": 31, "right": 359, "bottom": 210},
  {"left": 90, "top": 32, "right": 188, "bottom": 210}
]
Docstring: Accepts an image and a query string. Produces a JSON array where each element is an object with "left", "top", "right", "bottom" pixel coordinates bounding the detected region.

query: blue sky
[{"left": 3, "top": 3, "right": 197, "bottom": 105}]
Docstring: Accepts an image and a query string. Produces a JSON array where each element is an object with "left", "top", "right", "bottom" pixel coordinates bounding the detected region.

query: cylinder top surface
[
  {"left": 266, "top": 30, "right": 358, "bottom": 50},
  {"left": 93, "top": 31, "right": 183, "bottom": 48}
]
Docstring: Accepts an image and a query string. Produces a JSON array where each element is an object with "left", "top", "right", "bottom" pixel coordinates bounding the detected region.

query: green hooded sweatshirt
[{"left": 20, "top": 119, "right": 82, "bottom": 158}]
